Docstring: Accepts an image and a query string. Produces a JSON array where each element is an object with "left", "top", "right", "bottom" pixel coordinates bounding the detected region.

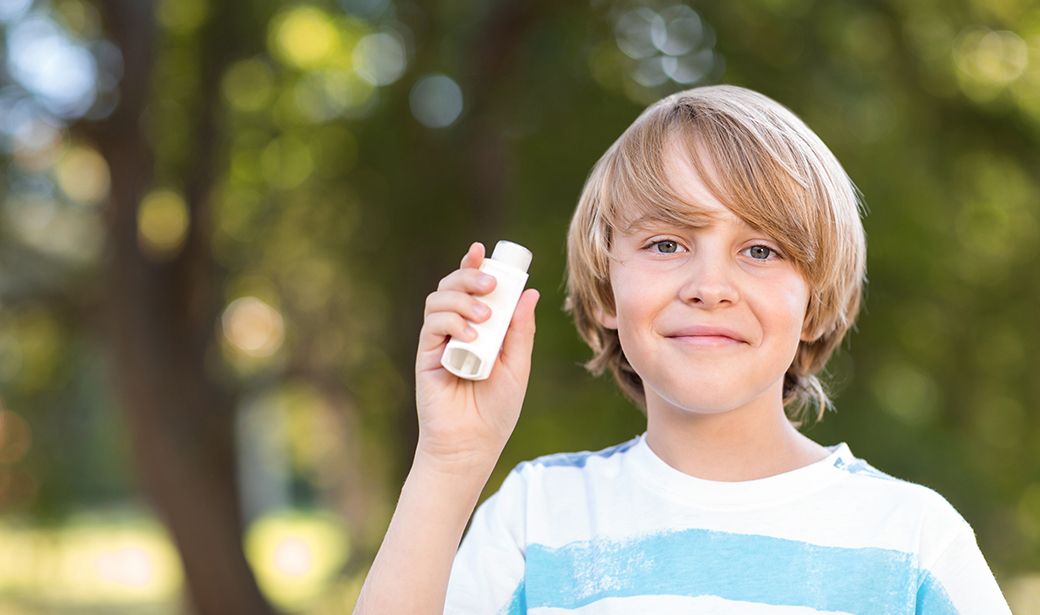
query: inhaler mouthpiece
[{"left": 441, "top": 240, "right": 532, "bottom": 380}]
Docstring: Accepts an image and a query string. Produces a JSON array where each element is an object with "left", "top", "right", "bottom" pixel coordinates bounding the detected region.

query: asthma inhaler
[{"left": 441, "top": 240, "right": 532, "bottom": 380}]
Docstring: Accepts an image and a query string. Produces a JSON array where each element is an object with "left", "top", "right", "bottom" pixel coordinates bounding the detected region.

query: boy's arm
[
  {"left": 444, "top": 462, "right": 528, "bottom": 614},
  {"left": 356, "top": 241, "right": 538, "bottom": 614},
  {"left": 352, "top": 451, "right": 497, "bottom": 615}
]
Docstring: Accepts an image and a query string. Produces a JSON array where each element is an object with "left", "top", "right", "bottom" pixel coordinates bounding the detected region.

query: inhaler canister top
[{"left": 491, "top": 241, "right": 532, "bottom": 273}]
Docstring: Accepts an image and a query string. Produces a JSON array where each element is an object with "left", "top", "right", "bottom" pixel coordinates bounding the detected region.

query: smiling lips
[{"left": 666, "top": 325, "right": 747, "bottom": 347}]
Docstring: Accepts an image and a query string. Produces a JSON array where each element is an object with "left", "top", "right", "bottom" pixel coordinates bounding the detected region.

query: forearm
[{"left": 353, "top": 451, "right": 497, "bottom": 615}]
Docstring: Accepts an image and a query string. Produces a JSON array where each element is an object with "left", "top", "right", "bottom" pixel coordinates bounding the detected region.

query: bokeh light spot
[
  {"left": 260, "top": 136, "right": 314, "bottom": 189},
  {"left": 222, "top": 59, "right": 275, "bottom": 113},
  {"left": 137, "top": 189, "right": 190, "bottom": 258},
  {"left": 615, "top": 8, "right": 664, "bottom": 60},
  {"left": 95, "top": 546, "right": 156, "bottom": 588},
  {"left": 409, "top": 74, "right": 463, "bottom": 128},
  {"left": 954, "top": 27, "right": 1028, "bottom": 101},
  {"left": 6, "top": 14, "right": 98, "bottom": 118},
  {"left": 60, "top": 519, "right": 182, "bottom": 601},
  {"left": 652, "top": 5, "right": 703, "bottom": 56},
  {"left": 245, "top": 511, "right": 349, "bottom": 608},
  {"left": 55, "top": 143, "right": 111, "bottom": 204},
  {"left": 662, "top": 48, "right": 714, "bottom": 84},
  {"left": 269, "top": 6, "right": 341, "bottom": 70},
  {"left": 293, "top": 69, "right": 375, "bottom": 122},
  {"left": 632, "top": 56, "right": 669, "bottom": 87},
  {"left": 353, "top": 31, "right": 407, "bottom": 86},
  {"left": 5, "top": 191, "right": 103, "bottom": 263},
  {"left": 222, "top": 297, "right": 285, "bottom": 359},
  {"left": 0, "top": 97, "right": 63, "bottom": 158},
  {"left": 273, "top": 536, "right": 313, "bottom": 577}
]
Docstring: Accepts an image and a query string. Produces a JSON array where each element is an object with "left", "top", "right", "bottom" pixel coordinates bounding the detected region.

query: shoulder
[
  {"left": 480, "top": 436, "right": 642, "bottom": 528},
  {"left": 836, "top": 452, "right": 965, "bottom": 513},
  {"left": 499, "top": 434, "right": 644, "bottom": 496},
  {"left": 512, "top": 433, "right": 643, "bottom": 474},
  {"left": 831, "top": 449, "right": 974, "bottom": 554}
]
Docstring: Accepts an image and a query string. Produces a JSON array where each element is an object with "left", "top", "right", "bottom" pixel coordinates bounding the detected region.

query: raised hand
[{"left": 414, "top": 241, "right": 540, "bottom": 473}]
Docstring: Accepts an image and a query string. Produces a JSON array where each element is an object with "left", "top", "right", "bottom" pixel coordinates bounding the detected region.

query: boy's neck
[{"left": 644, "top": 393, "right": 830, "bottom": 483}]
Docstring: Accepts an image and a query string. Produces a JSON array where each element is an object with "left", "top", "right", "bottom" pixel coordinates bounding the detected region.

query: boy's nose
[{"left": 676, "top": 258, "right": 739, "bottom": 308}]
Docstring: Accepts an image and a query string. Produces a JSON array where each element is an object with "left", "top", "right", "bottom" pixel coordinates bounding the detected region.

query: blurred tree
[{"left": 84, "top": 0, "right": 276, "bottom": 612}]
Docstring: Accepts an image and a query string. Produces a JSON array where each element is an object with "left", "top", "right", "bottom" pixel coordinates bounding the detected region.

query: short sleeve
[
  {"left": 916, "top": 521, "right": 1012, "bottom": 614},
  {"left": 444, "top": 464, "right": 528, "bottom": 615}
]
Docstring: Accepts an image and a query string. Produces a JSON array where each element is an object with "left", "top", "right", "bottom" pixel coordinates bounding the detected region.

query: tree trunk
[{"left": 90, "top": 0, "right": 277, "bottom": 612}]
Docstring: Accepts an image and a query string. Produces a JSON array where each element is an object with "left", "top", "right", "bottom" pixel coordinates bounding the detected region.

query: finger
[
  {"left": 498, "top": 288, "right": 539, "bottom": 370},
  {"left": 460, "top": 242, "right": 485, "bottom": 269},
  {"left": 417, "top": 311, "right": 478, "bottom": 355},
  {"left": 435, "top": 267, "right": 497, "bottom": 295},
  {"left": 424, "top": 289, "right": 492, "bottom": 323}
]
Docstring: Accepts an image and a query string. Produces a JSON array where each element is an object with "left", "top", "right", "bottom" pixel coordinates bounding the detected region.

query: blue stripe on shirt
[
  {"left": 916, "top": 568, "right": 958, "bottom": 615},
  {"left": 517, "top": 527, "right": 956, "bottom": 613}
]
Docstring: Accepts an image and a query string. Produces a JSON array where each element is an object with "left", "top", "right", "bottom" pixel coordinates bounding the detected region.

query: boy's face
[{"left": 598, "top": 140, "right": 813, "bottom": 418}]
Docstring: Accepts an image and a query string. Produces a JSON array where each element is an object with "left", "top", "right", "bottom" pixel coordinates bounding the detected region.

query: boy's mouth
[{"left": 666, "top": 325, "right": 747, "bottom": 344}]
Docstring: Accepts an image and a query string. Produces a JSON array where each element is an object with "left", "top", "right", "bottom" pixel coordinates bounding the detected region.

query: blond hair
[{"left": 563, "top": 85, "right": 867, "bottom": 427}]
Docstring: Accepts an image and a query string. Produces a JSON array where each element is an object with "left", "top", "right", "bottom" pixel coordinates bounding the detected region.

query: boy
[{"left": 353, "top": 85, "right": 1013, "bottom": 614}]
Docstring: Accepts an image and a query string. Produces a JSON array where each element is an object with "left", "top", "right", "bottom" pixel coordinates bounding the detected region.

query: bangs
[{"left": 606, "top": 139, "right": 718, "bottom": 236}]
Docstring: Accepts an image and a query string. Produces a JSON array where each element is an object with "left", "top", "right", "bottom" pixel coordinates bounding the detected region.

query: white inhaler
[{"left": 441, "top": 240, "right": 532, "bottom": 381}]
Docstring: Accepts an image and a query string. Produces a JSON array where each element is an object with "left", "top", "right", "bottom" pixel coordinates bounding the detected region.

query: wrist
[{"left": 412, "top": 442, "right": 501, "bottom": 480}]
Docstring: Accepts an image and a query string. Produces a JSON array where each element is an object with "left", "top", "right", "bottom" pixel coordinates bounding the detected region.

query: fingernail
[{"left": 479, "top": 275, "right": 494, "bottom": 288}]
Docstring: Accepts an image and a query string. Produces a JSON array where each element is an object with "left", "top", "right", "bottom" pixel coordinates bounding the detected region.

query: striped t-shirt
[{"left": 444, "top": 432, "right": 1011, "bottom": 614}]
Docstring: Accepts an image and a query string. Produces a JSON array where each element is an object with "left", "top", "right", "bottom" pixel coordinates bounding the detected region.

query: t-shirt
[{"left": 443, "top": 432, "right": 1012, "bottom": 614}]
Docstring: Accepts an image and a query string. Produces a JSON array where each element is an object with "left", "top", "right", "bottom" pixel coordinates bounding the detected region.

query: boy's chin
[{"left": 648, "top": 383, "right": 777, "bottom": 417}]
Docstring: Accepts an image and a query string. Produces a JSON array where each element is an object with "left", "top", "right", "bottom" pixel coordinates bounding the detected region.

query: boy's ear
[
  {"left": 800, "top": 320, "right": 823, "bottom": 343},
  {"left": 800, "top": 299, "right": 821, "bottom": 342},
  {"left": 595, "top": 307, "right": 619, "bottom": 330}
]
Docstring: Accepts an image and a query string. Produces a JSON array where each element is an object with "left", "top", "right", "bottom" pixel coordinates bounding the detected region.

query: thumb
[{"left": 498, "top": 288, "right": 539, "bottom": 369}]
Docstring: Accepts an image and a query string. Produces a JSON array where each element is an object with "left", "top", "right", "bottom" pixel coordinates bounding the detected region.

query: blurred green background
[{"left": 0, "top": 0, "right": 1037, "bottom": 612}]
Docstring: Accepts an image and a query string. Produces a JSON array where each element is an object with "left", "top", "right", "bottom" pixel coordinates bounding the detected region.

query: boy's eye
[
  {"left": 647, "top": 239, "right": 683, "bottom": 254},
  {"left": 745, "top": 245, "right": 779, "bottom": 260}
]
